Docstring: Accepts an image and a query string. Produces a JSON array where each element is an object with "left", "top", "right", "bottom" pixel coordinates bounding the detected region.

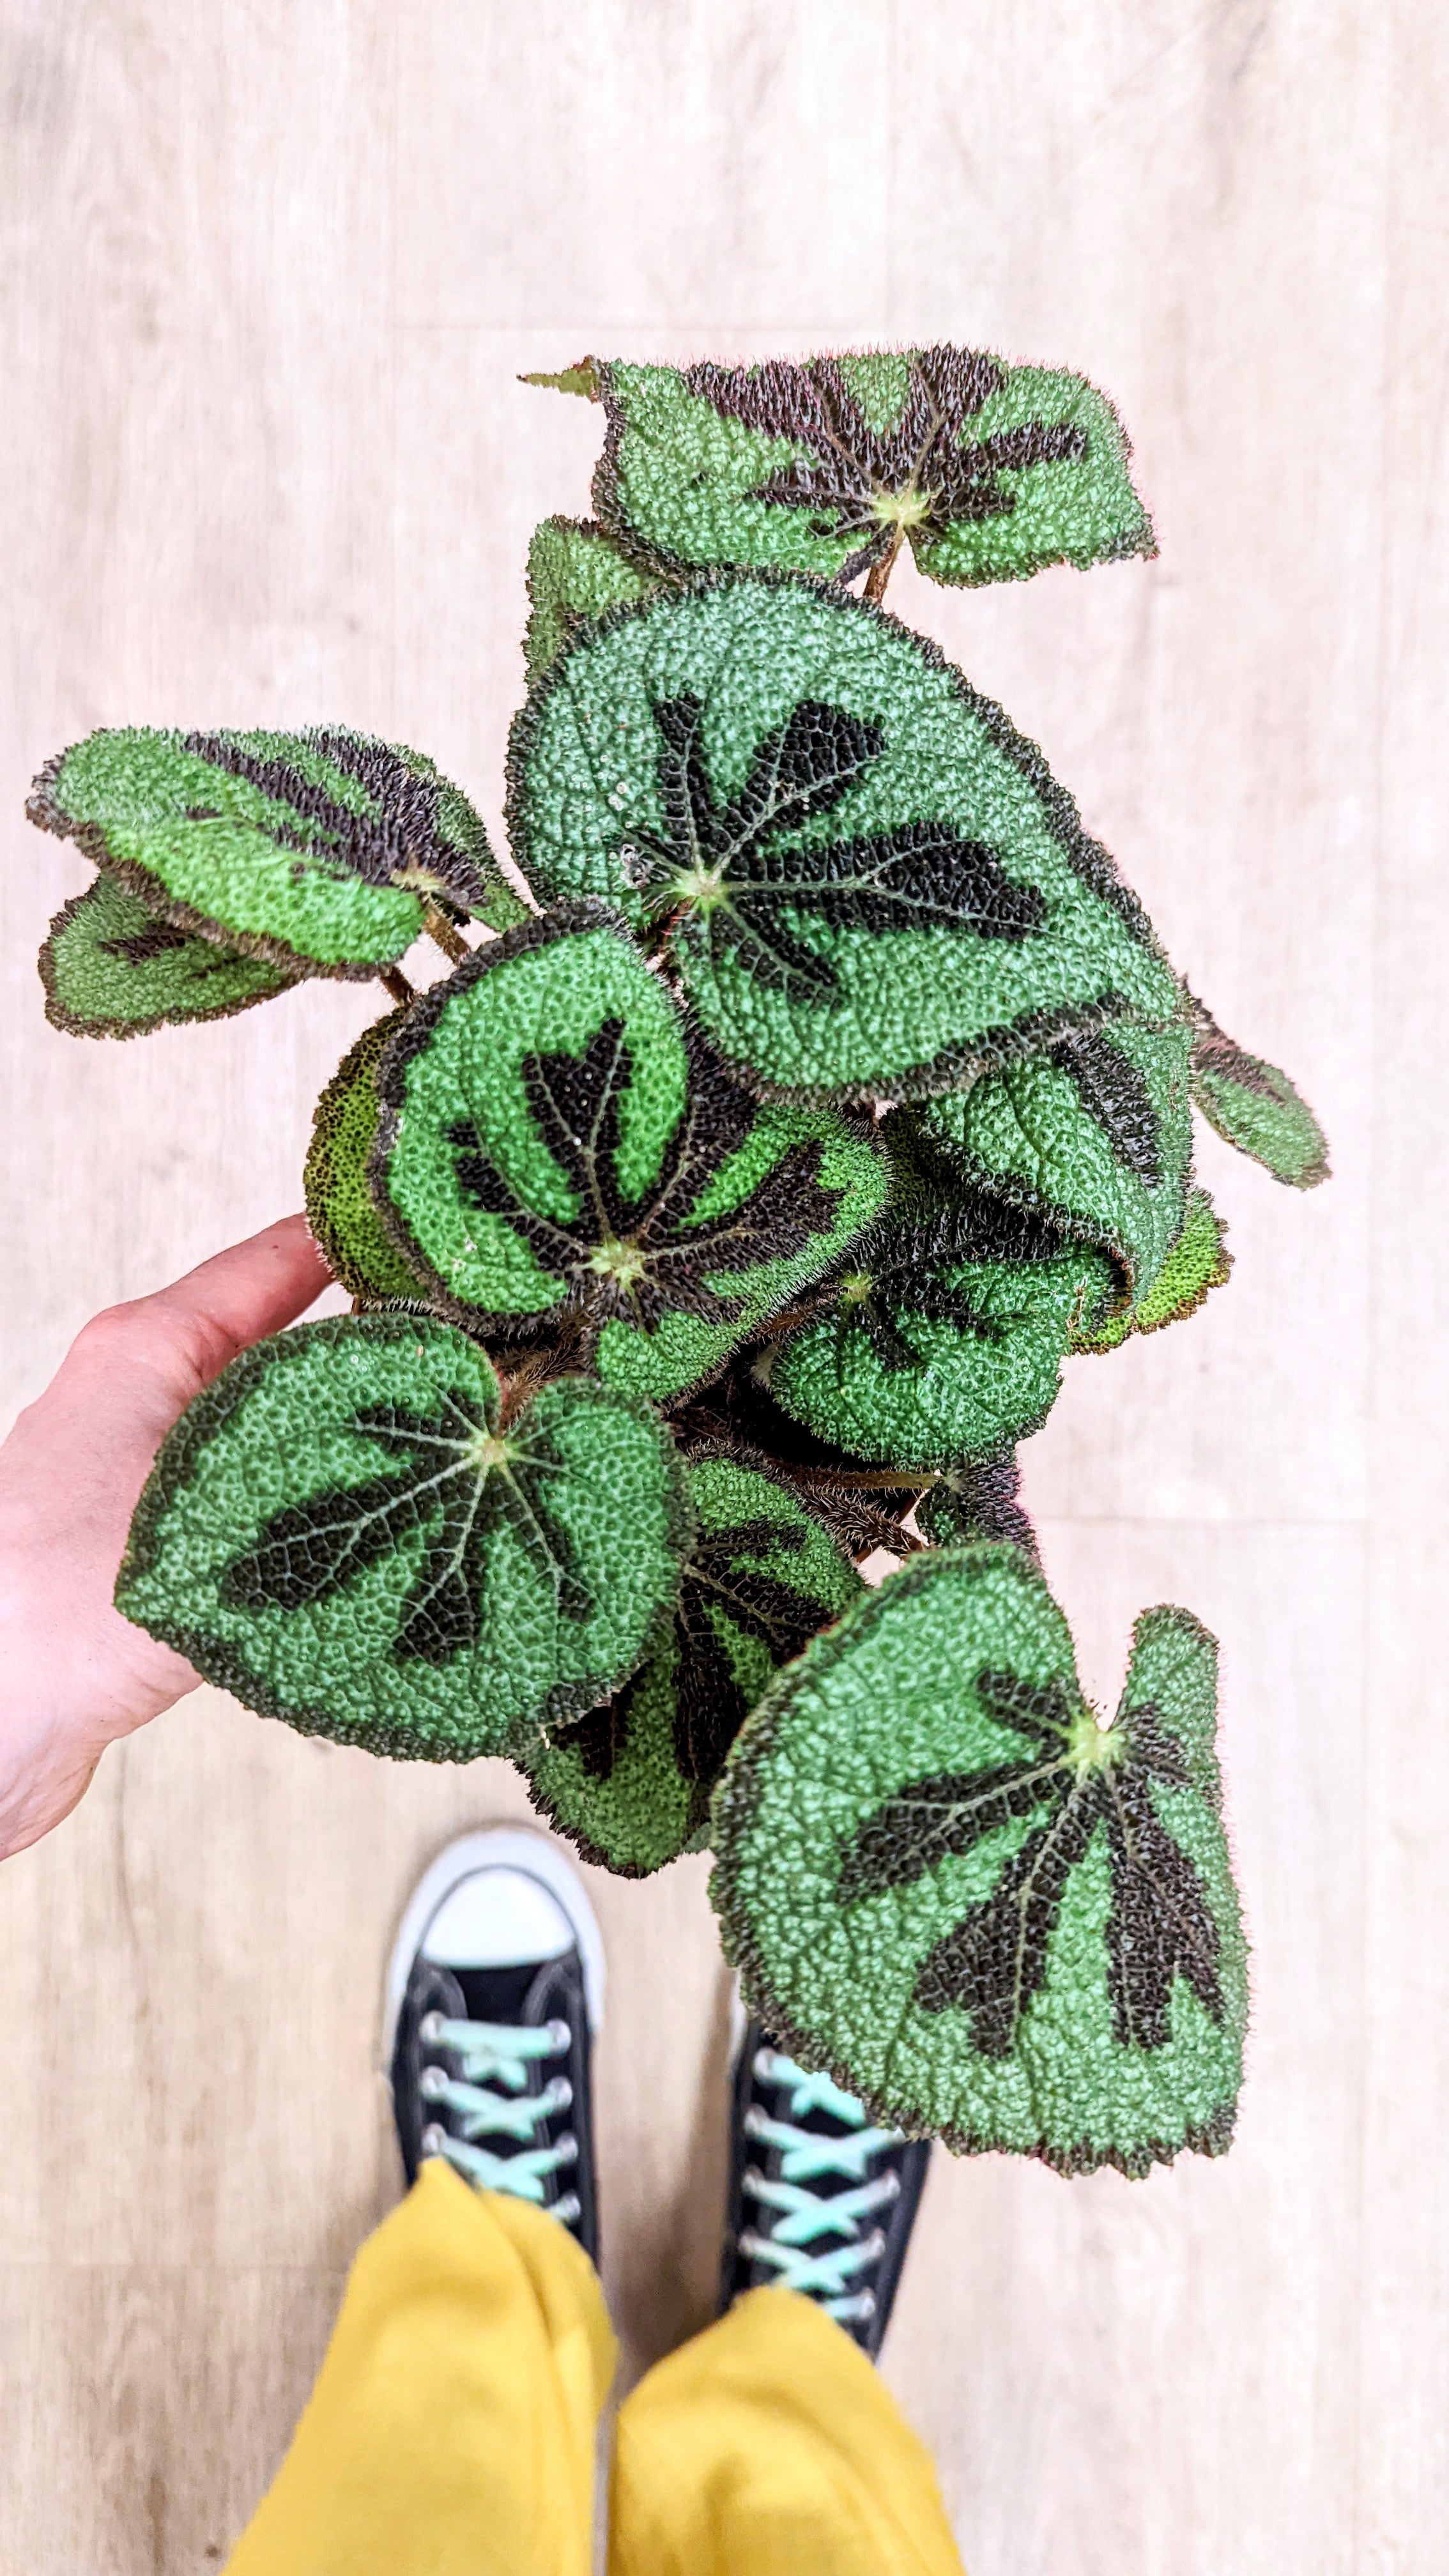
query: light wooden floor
[{"left": 2, "top": 5, "right": 1445, "bottom": 2569}]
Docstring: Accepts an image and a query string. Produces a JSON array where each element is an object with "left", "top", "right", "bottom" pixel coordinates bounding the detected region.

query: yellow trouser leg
[
  {"left": 225, "top": 2160, "right": 615, "bottom": 2576},
  {"left": 608, "top": 2284, "right": 967, "bottom": 2576}
]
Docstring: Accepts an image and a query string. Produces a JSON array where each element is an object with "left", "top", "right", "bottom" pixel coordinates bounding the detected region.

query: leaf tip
[{"left": 519, "top": 358, "right": 602, "bottom": 402}]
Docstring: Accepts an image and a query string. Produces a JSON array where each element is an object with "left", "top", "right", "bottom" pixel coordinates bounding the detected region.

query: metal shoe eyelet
[
  {"left": 421, "top": 2124, "right": 448, "bottom": 2158},
  {"left": 866, "top": 2228, "right": 887, "bottom": 2258},
  {"left": 545, "top": 2018, "right": 571, "bottom": 2052},
  {"left": 419, "top": 2011, "right": 445, "bottom": 2044},
  {"left": 553, "top": 2191, "right": 582, "bottom": 2225},
  {"left": 555, "top": 2131, "right": 579, "bottom": 2167},
  {"left": 548, "top": 2076, "right": 573, "bottom": 2113},
  {"left": 420, "top": 2065, "right": 448, "bottom": 2099}
]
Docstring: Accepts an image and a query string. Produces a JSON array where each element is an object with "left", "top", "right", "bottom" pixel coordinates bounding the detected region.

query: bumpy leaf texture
[
  {"left": 519, "top": 1453, "right": 861, "bottom": 1876},
  {"left": 29, "top": 726, "right": 525, "bottom": 977},
  {"left": 40, "top": 873, "right": 298, "bottom": 1037},
  {"left": 305, "top": 1010, "right": 433, "bottom": 1307},
  {"left": 712, "top": 1543, "right": 1247, "bottom": 2172},
  {"left": 768, "top": 1190, "right": 1116, "bottom": 1469},
  {"left": 908, "top": 1016, "right": 1196, "bottom": 1317},
  {"left": 507, "top": 574, "right": 1181, "bottom": 1100},
  {"left": 370, "top": 906, "right": 887, "bottom": 1399},
  {"left": 532, "top": 349, "right": 1153, "bottom": 589},
  {"left": 1186, "top": 993, "right": 1330, "bottom": 1189},
  {"left": 523, "top": 516, "right": 656, "bottom": 680},
  {"left": 116, "top": 1314, "right": 692, "bottom": 1761}
]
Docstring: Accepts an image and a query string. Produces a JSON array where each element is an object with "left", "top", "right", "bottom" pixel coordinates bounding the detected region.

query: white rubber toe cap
[
  {"left": 382, "top": 1828, "right": 606, "bottom": 2057},
  {"left": 423, "top": 1866, "right": 574, "bottom": 1968}
]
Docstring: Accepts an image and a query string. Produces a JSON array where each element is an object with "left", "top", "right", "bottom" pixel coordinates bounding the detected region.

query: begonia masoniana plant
[{"left": 30, "top": 346, "right": 1328, "bottom": 2178}]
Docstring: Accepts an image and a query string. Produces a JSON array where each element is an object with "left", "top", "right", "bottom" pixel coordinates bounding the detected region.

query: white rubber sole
[{"left": 381, "top": 1826, "right": 607, "bottom": 2063}]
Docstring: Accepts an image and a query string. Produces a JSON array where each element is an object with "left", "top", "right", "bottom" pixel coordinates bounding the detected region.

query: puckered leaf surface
[
  {"left": 519, "top": 1453, "right": 861, "bottom": 1876},
  {"left": 666, "top": 1363, "right": 937, "bottom": 1563},
  {"left": 29, "top": 727, "right": 526, "bottom": 977},
  {"left": 769, "top": 1192, "right": 1116, "bottom": 1469},
  {"left": 40, "top": 874, "right": 297, "bottom": 1038},
  {"left": 1188, "top": 1000, "right": 1330, "bottom": 1189},
  {"left": 548, "top": 351, "right": 1153, "bottom": 589},
  {"left": 116, "top": 1315, "right": 692, "bottom": 1761},
  {"left": 1077, "top": 1187, "right": 1232, "bottom": 1351},
  {"left": 908, "top": 1016, "right": 1195, "bottom": 1312},
  {"left": 916, "top": 1449, "right": 1040, "bottom": 1563},
  {"left": 523, "top": 517, "right": 656, "bottom": 680},
  {"left": 711, "top": 1544, "right": 1246, "bottom": 2173},
  {"left": 371, "top": 907, "right": 888, "bottom": 1397},
  {"left": 305, "top": 1011, "right": 433, "bottom": 1305},
  {"left": 506, "top": 574, "right": 1180, "bottom": 1100}
]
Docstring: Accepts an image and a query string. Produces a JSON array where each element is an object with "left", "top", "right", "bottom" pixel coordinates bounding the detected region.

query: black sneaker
[
  {"left": 384, "top": 1828, "right": 604, "bottom": 2264},
  {"left": 721, "top": 2019, "right": 931, "bottom": 2360}
]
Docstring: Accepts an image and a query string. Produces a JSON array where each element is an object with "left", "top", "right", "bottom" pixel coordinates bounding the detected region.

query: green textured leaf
[
  {"left": 908, "top": 1016, "right": 1194, "bottom": 1312},
  {"left": 520, "top": 1453, "right": 861, "bottom": 1875},
  {"left": 571, "top": 351, "right": 1153, "bottom": 588},
  {"left": 371, "top": 906, "right": 888, "bottom": 1398},
  {"left": 911, "top": 365, "right": 1154, "bottom": 588},
  {"left": 769, "top": 1193, "right": 1116, "bottom": 1469},
  {"left": 1135, "top": 1189, "right": 1232, "bottom": 1331},
  {"left": 29, "top": 727, "right": 526, "bottom": 978},
  {"left": 711, "top": 1545, "right": 1246, "bottom": 2173},
  {"left": 304, "top": 1012, "right": 433, "bottom": 1305},
  {"left": 916, "top": 1450, "right": 1039, "bottom": 1564},
  {"left": 1188, "top": 1002, "right": 1330, "bottom": 1189},
  {"left": 507, "top": 574, "right": 1181, "bottom": 1101},
  {"left": 1079, "top": 1188, "right": 1232, "bottom": 1350},
  {"left": 39, "top": 874, "right": 297, "bottom": 1037},
  {"left": 116, "top": 1315, "right": 692, "bottom": 1762},
  {"left": 769, "top": 1245, "right": 1110, "bottom": 1470},
  {"left": 523, "top": 517, "right": 656, "bottom": 680}
]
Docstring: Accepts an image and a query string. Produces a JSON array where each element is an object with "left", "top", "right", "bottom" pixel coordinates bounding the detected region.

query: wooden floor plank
[
  {"left": 1, "top": 2, "right": 1430, "bottom": 2568},
  {"left": 1358, "top": 8, "right": 1449, "bottom": 2561}
]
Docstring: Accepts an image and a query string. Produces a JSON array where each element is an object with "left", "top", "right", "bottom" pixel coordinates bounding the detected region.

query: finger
[
  {"left": 143, "top": 1213, "right": 333, "bottom": 1381},
  {"left": 47, "top": 1216, "right": 335, "bottom": 1429}
]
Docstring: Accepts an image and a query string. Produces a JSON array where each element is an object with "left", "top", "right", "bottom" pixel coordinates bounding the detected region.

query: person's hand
[{"left": 0, "top": 1216, "right": 332, "bottom": 1860}]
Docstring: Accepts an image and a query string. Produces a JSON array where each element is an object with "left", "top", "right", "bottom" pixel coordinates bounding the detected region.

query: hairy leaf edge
[
  {"left": 588, "top": 357, "right": 1157, "bottom": 594},
  {"left": 38, "top": 883, "right": 303, "bottom": 1039},
  {"left": 116, "top": 1312, "right": 695, "bottom": 1758},
  {"left": 710, "top": 1546, "right": 1241, "bottom": 2174},
  {"left": 371, "top": 900, "right": 887, "bottom": 1390},
  {"left": 523, "top": 1438, "right": 863, "bottom": 1877},
  {"left": 28, "top": 747, "right": 489, "bottom": 983}
]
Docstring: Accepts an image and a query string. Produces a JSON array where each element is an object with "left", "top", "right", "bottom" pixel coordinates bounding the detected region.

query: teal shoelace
[
  {"left": 418, "top": 2011, "right": 581, "bottom": 2223},
  {"left": 739, "top": 2044, "right": 906, "bottom": 2326}
]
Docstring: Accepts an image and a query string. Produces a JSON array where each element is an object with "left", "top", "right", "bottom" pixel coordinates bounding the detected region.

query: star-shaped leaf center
[
  {"left": 838, "top": 1670, "right": 1225, "bottom": 2056},
  {"left": 448, "top": 1016, "right": 847, "bottom": 1333},
  {"left": 220, "top": 1388, "right": 594, "bottom": 1664},
  {"left": 684, "top": 348, "right": 1089, "bottom": 579},
  {"left": 622, "top": 690, "right": 1046, "bottom": 1000}
]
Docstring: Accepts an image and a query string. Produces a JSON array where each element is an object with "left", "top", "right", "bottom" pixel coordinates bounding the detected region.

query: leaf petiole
[
  {"left": 862, "top": 523, "right": 906, "bottom": 604},
  {"left": 423, "top": 903, "right": 471, "bottom": 966}
]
